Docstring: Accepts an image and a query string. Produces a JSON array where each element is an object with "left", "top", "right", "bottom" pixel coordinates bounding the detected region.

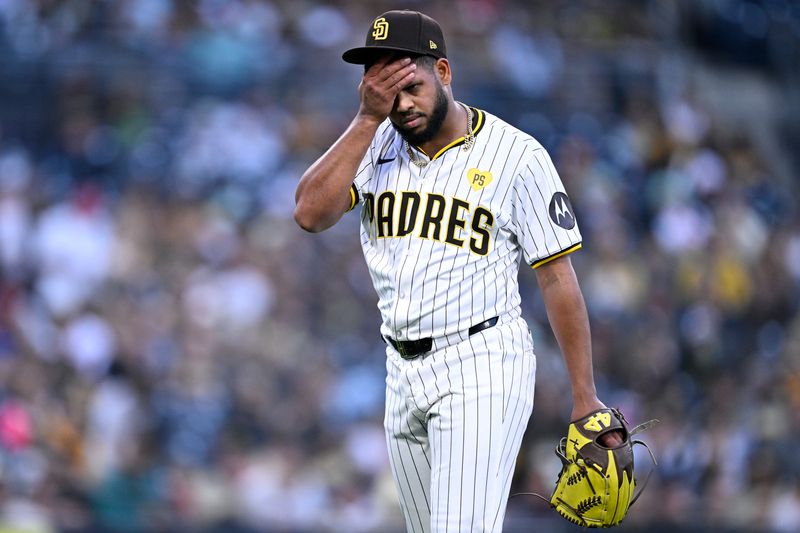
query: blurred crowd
[{"left": 0, "top": 1, "right": 799, "bottom": 532}]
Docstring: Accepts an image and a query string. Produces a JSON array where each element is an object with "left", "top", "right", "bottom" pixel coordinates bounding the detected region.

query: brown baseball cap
[{"left": 342, "top": 10, "right": 447, "bottom": 64}]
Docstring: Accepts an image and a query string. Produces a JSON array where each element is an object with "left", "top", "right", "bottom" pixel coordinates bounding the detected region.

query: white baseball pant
[{"left": 384, "top": 315, "right": 536, "bottom": 532}]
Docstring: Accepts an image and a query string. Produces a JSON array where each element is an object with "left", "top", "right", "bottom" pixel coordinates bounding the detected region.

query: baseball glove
[{"left": 516, "top": 408, "right": 658, "bottom": 528}]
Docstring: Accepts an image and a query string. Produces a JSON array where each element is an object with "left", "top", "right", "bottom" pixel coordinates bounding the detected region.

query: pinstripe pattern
[
  {"left": 350, "top": 107, "right": 578, "bottom": 531},
  {"left": 385, "top": 317, "right": 535, "bottom": 532},
  {"left": 352, "top": 109, "right": 581, "bottom": 343}
]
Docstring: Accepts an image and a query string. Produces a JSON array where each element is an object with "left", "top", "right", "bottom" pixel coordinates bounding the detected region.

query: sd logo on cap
[{"left": 343, "top": 10, "right": 447, "bottom": 65}]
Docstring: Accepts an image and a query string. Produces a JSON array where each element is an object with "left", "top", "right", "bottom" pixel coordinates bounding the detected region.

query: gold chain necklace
[{"left": 405, "top": 103, "right": 474, "bottom": 169}]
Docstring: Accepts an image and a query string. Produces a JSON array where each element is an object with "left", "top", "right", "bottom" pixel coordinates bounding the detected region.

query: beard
[{"left": 393, "top": 83, "right": 449, "bottom": 146}]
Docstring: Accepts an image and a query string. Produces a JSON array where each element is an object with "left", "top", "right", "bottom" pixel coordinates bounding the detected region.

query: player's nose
[{"left": 395, "top": 91, "right": 414, "bottom": 113}]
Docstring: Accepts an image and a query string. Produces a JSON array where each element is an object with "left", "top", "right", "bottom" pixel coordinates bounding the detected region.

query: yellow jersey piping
[
  {"left": 346, "top": 183, "right": 358, "bottom": 212},
  {"left": 408, "top": 107, "right": 486, "bottom": 162},
  {"left": 531, "top": 243, "right": 582, "bottom": 269}
]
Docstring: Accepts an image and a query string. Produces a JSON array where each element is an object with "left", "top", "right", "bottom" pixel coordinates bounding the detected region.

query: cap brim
[{"left": 342, "top": 45, "right": 433, "bottom": 64}]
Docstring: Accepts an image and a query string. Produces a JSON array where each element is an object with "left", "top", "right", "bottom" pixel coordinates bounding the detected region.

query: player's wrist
[
  {"left": 571, "top": 385, "right": 599, "bottom": 403},
  {"left": 570, "top": 394, "right": 604, "bottom": 421},
  {"left": 355, "top": 109, "right": 387, "bottom": 128}
]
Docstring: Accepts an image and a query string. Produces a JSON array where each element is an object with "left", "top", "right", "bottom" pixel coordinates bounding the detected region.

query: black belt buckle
[
  {"left": 387, "top": 316, "right": 498, "bottom": 360},
  {"left": 392, "top": 337, "right": 432, "bottom": 359},
  {"left": 394, "top": 338, "right": 410, "bottom": 359}
]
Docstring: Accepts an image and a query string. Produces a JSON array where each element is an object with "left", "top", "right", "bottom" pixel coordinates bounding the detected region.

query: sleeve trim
[
  {"left": 530, "top": 243, "right": 582, "bottom": 269},
  {"left": 346, "top": 184, "right": 359, "bottom": 212}
]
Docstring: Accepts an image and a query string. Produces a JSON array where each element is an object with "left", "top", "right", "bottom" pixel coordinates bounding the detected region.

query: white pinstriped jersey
[{"left": 349, "top": 107, "right": 581, "bottom": 342}]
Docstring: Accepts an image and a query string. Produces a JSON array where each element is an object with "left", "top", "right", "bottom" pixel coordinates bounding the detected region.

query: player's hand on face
[{"left": 357, "top": 56, "right": 416, "bottom": 123}]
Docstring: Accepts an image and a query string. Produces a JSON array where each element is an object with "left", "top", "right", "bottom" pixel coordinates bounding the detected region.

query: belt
[{"left": 385, "top": 316, "right": 499, "bottom": 360}]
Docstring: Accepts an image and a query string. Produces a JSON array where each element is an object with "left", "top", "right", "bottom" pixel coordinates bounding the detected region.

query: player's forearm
[
  {"left": 294, "top": 115, "right": 381, "bottom": 232},
  {"left": 535, "top": 257, "right": 600, "bottom": 412}
]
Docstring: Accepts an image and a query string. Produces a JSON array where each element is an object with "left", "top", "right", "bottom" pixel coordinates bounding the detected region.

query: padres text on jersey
[{"left": 349, "top": 108, "right": 582, "bottom": 342}]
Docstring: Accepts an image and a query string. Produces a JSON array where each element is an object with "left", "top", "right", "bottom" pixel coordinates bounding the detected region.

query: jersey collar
[{"left": 409, "top": 107, "right": 485, "bottom": 161}]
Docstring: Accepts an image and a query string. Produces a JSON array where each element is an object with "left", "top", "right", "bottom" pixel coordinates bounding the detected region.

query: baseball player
[{"left": 294, "top": 10, "right": 622, "bottom": 532}]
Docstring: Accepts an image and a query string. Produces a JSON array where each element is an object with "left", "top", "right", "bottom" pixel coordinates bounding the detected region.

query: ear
[{"left": 435, "top": 59, "right": 452, "bottom": 86}]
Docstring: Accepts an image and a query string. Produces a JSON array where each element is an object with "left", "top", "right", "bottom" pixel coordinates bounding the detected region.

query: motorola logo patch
[{"left": 548, "top": 192, "right": 576, "bottom": 229}]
